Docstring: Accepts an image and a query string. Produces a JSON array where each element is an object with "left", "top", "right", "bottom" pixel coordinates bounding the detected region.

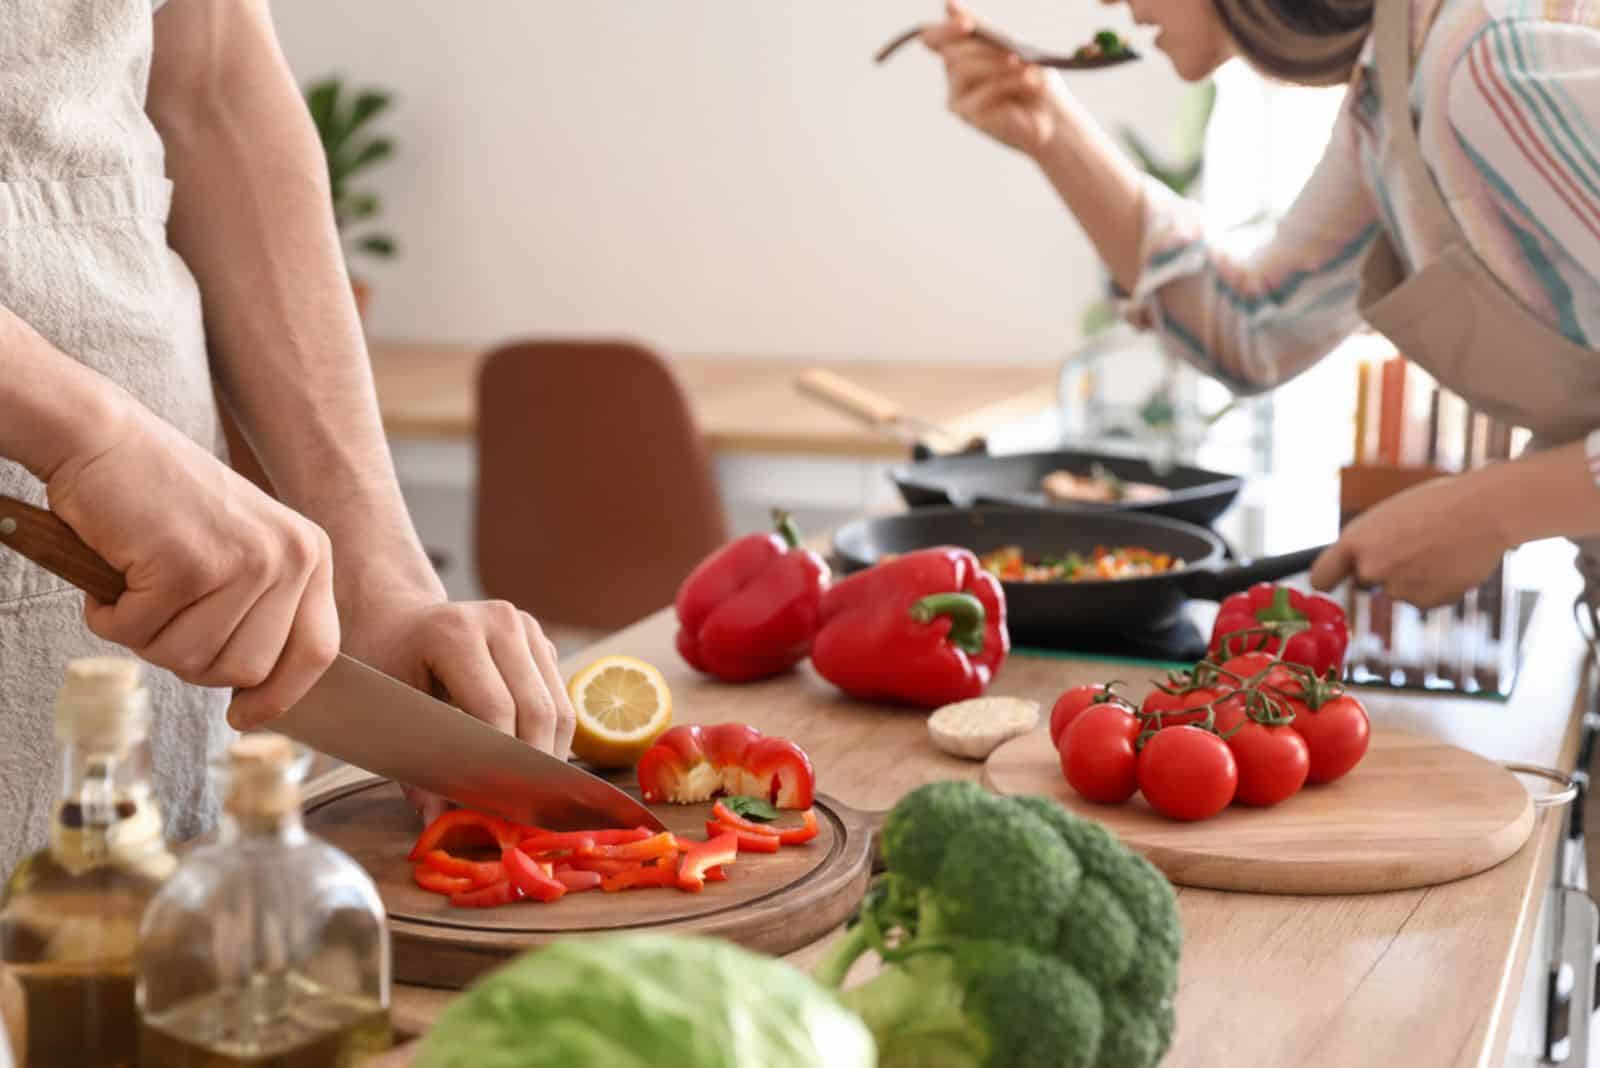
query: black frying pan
[
  {"left": 832, "top": 507, "right": 1328, "bottom": 638},
  {"left": 892, "top": 448, "right": 1244, "bottom": 528},
  {"left": 792, "top": 370, "right": 1243, "bottom": 528}
]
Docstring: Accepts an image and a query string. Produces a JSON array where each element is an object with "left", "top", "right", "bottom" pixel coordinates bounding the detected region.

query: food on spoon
[
  {"left": 926, "top": 696, "right": 1040, "bottom": 760},
  {"left": 979, "top": 544, "right": 1183, "bottom": 583},
  {"left": 812, "top": 547, "right": 1009, "bottom": 709},
  {"left": 566, "top": 655, "right": 674, "bottom": 768},
  {"left": 414, "top": 934, "right": 877, "bottom": 1068},
  {"left": 812, "top": 781, "right": 1181, "bottom": 1068},
  {"left": 1041, "top": 463, "right": 1166, "bottom": 504},
  {"left": 635, "top": 723, "right": 816, "bottom": 808},
  {"left": 1208, "top": 583, "right": 1349, "bottom": 676},
  {"left": 1074, "top": 28, "right": 1134, "bottom": 61},
  {"left": 675, "top": 510, "right": 830, "bottom": 683}
]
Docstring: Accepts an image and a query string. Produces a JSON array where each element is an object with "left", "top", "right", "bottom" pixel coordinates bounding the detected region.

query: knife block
[{"left": 1337, "top": 464, "right": 1515, "bottom": 696}]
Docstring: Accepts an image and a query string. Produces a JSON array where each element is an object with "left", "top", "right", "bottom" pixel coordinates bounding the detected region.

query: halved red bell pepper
[
  {"left": 706, "top": 821, "right": 782, "bottom": 853},
  {"left": 776, "top": 808, "right": 819, "bottom": 846},
  {"left": 675, "top": 511, "right": 831, "bottom": 683},
  {"left": 710, "top": 799, "right": 781, "bottom": 837},
  {"left": 1208, "top": 583, "right": 1348, "bottom": 676},
  {"left": 413, "top": 866, "right": 476, "bottom": 896},
  {"left": 407, "top": 809, "right": 523, "bottom": 861},
  {"left": 637, "top": 724, "right": 815, "bottom": 809},
  {"left": 449, "top": 878, "right": 524, "bottom": 908},
  {"left": 678, "top": 832, "right": 738, "bottom": 893},
  {"left": 503, "top": 847, "right": 566, "bottom": 903},
  {"left": 811, "top": 547, "right": 1009, "bottom": 709},
  {"left": 419, "top": 850, "right": 504, "bottom": 888}
]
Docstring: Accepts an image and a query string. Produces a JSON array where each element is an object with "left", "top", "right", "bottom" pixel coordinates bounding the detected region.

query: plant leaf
[
  {"left": 722, "top": 795, "right": 779, "bottom": 823},
  {"left": 356, "top": 234, "right": 397, "bottom": 258},
  {"left": 342, "top": 137, "right": 395, "bottom": 175},
  {"left": 305, "top": 78, "right": 341, "bottom": 146},
  {"left": 340, "top": 191, "right": 380, "bottom": 222},
  {"left": 1173, "top": 80, "right": 1217, "bottom": 162},
  {"left": 328, "top": 90, "right": 392, "bottom": 156}
]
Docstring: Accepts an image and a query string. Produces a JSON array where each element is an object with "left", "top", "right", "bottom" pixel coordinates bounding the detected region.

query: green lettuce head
[{"left": 415, "top": 933, "right": 876, "bottom": 1068}]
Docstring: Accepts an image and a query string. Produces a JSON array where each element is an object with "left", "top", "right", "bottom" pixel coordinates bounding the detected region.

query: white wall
[{"left": 271, "top": 1, "right": 1188, "bottom": 362}]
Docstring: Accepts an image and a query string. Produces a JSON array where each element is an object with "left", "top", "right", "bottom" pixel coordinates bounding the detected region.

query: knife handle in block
[{"left": 0, "top": 495, "right": 126, "bottom": 604}]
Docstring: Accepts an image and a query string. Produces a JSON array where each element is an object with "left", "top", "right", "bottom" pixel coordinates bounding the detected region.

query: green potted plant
[{"left": 305, "top": 76, "right": 398, "bottom": 321}]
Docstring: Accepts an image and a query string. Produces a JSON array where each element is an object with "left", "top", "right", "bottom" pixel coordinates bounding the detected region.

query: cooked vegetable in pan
[
  {"left": 1040, "top": 463, "right": 1168, "bottom": 504},
  {"left": 979, "top": 545, "right": 1185, "bottom": 583}
]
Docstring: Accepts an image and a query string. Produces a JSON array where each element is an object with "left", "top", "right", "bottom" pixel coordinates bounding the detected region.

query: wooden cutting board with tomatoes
[
  {"left": 303, "top": 767, "right": 874, "bottom": 989},
  {"left": 983, "top": 725, "right": 1534, "bottom": 894}
]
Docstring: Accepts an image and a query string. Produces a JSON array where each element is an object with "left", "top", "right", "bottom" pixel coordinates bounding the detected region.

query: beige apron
[
  {"left": 0, "top": 0, "right": 234, "bottom": 878},
  {"left": 1356, "top": 0, "right": 1600, "bottom": 595}
]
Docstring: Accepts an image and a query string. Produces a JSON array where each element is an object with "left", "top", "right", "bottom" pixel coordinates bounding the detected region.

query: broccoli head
[{"left": 816, "top": 782, "right": 1182, "bottom": 1068}]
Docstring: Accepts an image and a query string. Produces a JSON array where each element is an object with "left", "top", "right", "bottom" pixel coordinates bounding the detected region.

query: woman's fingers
[
  {"left": 1309, "top": 542, "right": 1357, "bottom": 593},
  {"left": 422, "top": 621, "right": 519, "bottom": 740},
  {"left": 955, "top": 67, "right": 1045, "bottom": 121},
  {"left": 136, "top": 581, "right": 272, "bottom": 688}
]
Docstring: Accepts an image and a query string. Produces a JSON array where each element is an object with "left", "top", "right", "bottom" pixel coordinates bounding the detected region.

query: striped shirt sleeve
[
  {"left": 1446, "top": 16, "right": 1600, "bottom": 317},
  {"left": 1130, "top": 101, "right": 1382, "bottom": 394}
]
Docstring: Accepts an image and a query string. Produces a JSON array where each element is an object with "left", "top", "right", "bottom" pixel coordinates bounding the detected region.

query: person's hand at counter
[
  {"left": 922, "top": 1, "right": 1063, "bottom": 154},
  {"left": 1311, "top": 441, "right": 1600, "bottom": 608}
]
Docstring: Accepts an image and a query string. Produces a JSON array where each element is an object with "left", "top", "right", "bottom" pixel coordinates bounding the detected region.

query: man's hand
[
  {"left": 45, "top": 394, "right": 340, "bottom": 731},
  {"left": 341, "top": 599, "right": 578, "bottom": 823}
]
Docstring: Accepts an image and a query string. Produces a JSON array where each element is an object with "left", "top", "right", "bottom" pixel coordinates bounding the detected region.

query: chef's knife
[{"left": 0, "top": 495, "right": 665, "bottom": 832}]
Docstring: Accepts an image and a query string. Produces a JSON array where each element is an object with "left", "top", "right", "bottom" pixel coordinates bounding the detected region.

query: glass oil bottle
[
  {"left": 0, "top": 657, "right": 178, "bottom": 1067},
  {"left": 136, "top": 733, "right": 391, "bottom": 1066}
]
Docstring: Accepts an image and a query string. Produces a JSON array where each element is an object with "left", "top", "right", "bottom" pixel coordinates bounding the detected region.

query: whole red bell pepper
[
  {"left": 1208, "top": 583, "right": 1348, "bottom": 676},
  {"left": 675, "top": 511, "right": 830, "bottom": 682},
  {"left": 810, "top": 547, "right": 1009, "bottom": 709}
]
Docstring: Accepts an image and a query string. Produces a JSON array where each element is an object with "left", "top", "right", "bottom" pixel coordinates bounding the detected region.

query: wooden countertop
[
  {"left": 382, "top": 572, "right": 1590, "bottom": 1066},
  {"left": 368, "top": 340, "right": 1057, "bottom": 458}
]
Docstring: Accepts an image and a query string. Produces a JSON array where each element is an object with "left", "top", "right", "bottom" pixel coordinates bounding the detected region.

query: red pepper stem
[
  {"left": 770, "top": 509, "right": 802, "bottom": 549},
  {"left": 909, "top": 593, "right": 986, "bottom": 655},
  {"left": 1255, "top": 586, "right": 1308, "bottom": 625}
]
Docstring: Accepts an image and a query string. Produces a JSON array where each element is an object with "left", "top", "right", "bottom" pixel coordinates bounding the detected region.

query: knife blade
[{"left": 0, "top": 494, "right": 664, "bottom": 832}]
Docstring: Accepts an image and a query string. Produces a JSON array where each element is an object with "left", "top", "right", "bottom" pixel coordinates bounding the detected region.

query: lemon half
[{"left": 566, "top": 655, "right": 673, "bottom": 768}]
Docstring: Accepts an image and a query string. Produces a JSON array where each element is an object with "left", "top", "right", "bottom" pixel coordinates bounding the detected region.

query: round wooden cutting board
[
  {"left": 983, "top": 727, "right": 1536, "bottom": 894},
  {"left": 302, "top": 769, "right": 874, "bottom": 989}
]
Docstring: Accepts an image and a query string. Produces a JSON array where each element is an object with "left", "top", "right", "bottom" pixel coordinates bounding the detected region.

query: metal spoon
[{"left": 875, "top": 24, "right": 1139, "bottom": 70}]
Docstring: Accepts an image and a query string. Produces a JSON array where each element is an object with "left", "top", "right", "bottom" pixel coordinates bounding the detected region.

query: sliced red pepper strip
[
  {"left": 776, "top": 808, "right": 819, "bottom": 846},
  {"left": 413, "top": 865, "right": 475, "bottom": 896},
  {"left": 678, "top": 832, "right": 738, "bottom": 893},
  {"left": 420, "top": 850, "right": 505, "bottom": 887},
  {"left": 448, "top": 878, "right": 524, "bottom": 908},
  {"left": 601, "top": 864, "right": 677, "bottom": 892},
  {"left": 502, "top": 846, "right": 566, "bottom": 903},
  {"left": 516, "top": 830, "right": 597, "bottom": 855},
  {"left": 704, "top": 865, "right": 728, "bottom": 883},
  {"left": 710, "top": 800, "right": 782, "bottom": 837},
  {"left": 554, "top": 869, "right": 603, "bottom": 893},
  {"left": 408, "top": 809, "right": 522, "bottom": 861},
  {"left": 561, "top": 855, "right": 638, "bottom": 876},
  {"left": 707, "top": 821, "right": 781, "bottom": 853},
  {"left": 584, "top": 831, "right": 679, "bottom": 862}
]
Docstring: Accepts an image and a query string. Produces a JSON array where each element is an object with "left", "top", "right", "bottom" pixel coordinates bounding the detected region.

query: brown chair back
[{"left": 475, "top": 340, "right": 729, "bottom": 631}]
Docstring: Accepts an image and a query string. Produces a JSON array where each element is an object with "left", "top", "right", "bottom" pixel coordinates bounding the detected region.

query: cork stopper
[
  {"left": 54, "top": 657, "right": 148, "bottom": 747},
  {"left": 224, "top": 733, "right": 308, "bottom": 820}
]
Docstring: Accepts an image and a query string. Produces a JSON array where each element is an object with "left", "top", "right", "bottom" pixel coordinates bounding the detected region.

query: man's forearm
[
  {"left": 0, "top": 308, "right": 124, "bottom": 482},
  {"left": 147, "top": 1, "right": 439, "bottom": 609}
]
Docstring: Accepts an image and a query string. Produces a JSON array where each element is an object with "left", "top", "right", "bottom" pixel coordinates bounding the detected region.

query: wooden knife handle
[
  {"left": 796, "top": 369, "right": 905, "bottom": 428},
  {"left": 0, "top": 495, "right": 126, "bottom": 603}
]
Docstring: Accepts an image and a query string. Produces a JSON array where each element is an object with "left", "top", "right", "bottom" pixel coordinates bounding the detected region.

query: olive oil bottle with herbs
[
  {"left": 136, "top": 734, "right": 391, "bottom": 1066},
  {"left": 0, "top": 657, "right": 178, "bottom": 1067}
]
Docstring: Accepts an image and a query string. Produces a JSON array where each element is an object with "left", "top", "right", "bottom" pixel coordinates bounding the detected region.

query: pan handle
[{"left": 1175, "top": 545, "right": 1331, "bottom": 602}]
